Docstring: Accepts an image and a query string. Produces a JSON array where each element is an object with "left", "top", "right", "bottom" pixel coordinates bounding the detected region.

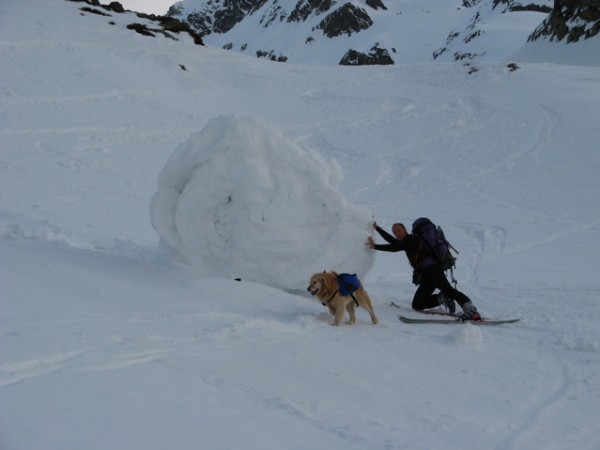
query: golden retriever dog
[{"left": 307, "top": 271, "right": 378, "bottom": 326}]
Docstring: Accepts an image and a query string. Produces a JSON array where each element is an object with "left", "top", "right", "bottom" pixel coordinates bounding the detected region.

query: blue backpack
[{"left": 337, "top": 273, "right": 361, "bottom": 297}]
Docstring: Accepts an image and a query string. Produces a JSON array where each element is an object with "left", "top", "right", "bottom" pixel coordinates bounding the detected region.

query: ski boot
[{"left": 458, "top": 301, "right": 481, "bottom": 321}]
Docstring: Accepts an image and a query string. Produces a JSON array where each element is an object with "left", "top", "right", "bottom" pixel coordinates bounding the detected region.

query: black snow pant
[{"left": 411, "top": 264, "right": 471, "bottom": 311}]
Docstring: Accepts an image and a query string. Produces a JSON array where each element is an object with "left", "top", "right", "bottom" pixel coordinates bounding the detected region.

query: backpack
[
  {"left": 411, "top": 217, "right": 458, "bottom": 274},
  {"left": 337, "top": 273, "right": 361, "bottom": 297}
]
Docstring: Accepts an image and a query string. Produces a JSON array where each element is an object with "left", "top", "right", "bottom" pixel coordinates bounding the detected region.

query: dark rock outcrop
[
  {"left": 339, "top": 44, "right": 394, "bottom": 65},
  {"left": 169, "top": 0, "right": 269, "bottom": 37},
  {"left": 366, "top": 0, "right": 387, "bottom": 11},
  {"left": 69, "top": 0, "right": 204, "bottom": 45},
  {"left": 288, "top": 0, "right": 337, "bottom": 23},
  {"left": 316, "top": 3, "right": 373, "bottom": 37},
  {"left": 528, "top": 0, "right": 600, "bottom": 42},
  {"left": 492, "top": 0, "right": 552, "bottom": 13}
]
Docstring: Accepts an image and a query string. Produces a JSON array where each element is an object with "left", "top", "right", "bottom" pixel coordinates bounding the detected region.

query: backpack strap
[
  {"left": 408, "top": 234, "right": 435, "bottom": 269},
  {"left": 407, "top": 235, "right": 424, "bottom": 268}
]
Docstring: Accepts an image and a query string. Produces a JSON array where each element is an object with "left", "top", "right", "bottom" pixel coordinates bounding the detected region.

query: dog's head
[
  {"left": 307, "top": 272, "right": 336, "bottom": 299},
  {"left": 307, "top": 273, "right": 324, "bottom": 296}
]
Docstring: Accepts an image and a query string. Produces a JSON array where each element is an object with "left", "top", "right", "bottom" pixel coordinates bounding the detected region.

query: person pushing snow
[{"left": 367, "top": 221, "right": 481, "bottom": 321}]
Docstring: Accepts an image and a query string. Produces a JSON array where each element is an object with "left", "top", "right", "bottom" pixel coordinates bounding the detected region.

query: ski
[
  {"left": 390, "top": 301, "right": 456, "bottom": 316},
  {"left": 398, "top": 315, "right": 520, "bottom": 325},
  {"left": 390, "top": 301, "right": 517, "bottom": 322}
]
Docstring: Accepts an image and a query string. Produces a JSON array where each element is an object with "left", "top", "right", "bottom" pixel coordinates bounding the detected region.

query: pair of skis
[{"left": 390, "top": 302, "right": 519, "bottom": 326}]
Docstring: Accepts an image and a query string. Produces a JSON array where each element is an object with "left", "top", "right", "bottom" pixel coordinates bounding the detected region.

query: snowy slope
[{"left": 2, "top": 1, "right": 600, "bottom": 450}]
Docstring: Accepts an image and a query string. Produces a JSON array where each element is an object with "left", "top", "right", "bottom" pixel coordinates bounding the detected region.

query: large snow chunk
[{"left": 151, "top": 116, "right": 374, "bottom": 293}]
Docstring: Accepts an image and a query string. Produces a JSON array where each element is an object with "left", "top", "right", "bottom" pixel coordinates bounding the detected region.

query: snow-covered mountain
[{"left": 162, "top": 0, "right": 600, "bottom": 64}]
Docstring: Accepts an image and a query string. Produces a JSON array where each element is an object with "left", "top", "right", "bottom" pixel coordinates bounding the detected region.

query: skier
[{"left": 367, "top": 222, "right": 480, "bottom": 321}]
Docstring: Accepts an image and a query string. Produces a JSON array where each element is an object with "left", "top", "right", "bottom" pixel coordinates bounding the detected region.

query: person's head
[{"left": 391, "top": 223, "right": 407, "bottom": 240}]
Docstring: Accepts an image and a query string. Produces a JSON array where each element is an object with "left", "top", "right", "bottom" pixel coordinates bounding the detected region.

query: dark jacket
[{"left": 373, "top": 225, "right": 434, "bottom": 270}]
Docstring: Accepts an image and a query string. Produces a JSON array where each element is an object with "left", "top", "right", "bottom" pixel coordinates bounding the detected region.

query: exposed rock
[
  {"left": 127, "top": 23, "right": 157, "bottom": 37},
  {"left": 66, "top": 0, "right": 101, "bottom": 5},
  {"left": 462, "top": 0, "right": 485, "bottom": 6},
  {"left": 366, "top": 0, "right": 387, "bottom": 10},
  {"left": 528, "top": 0, "right": 600, "bottom": 42},
  {"left": 128, "top": 15, "right": 205, "bottom": 45},
  {"left": 67, "top": 0, "right": 203, "bottom": 45},
  {"left": 493, "top": 0, "right": 552, "bottom": 13},
  {"left": 69, "top": 0, "right": 126, "bottom": 13},
  {"left": 463, "top": 62, "right": 479, "bottom": 73},
  {"left": 184, "top": 11, "right": 213, "bottom": 36},
  {"left": 339, "top": 44, "right": 394, "bottom": 65},
  {"left": 169, "top": 0, "right": 269, "bottom": 37},
  {"left": 214, "top": 0, "right": 270, "bottom": 33},
  {"left": 454, "top": 51, "right": 484, "bottom": 61},
  {"left": 80, "top": 7, "right": 112, "bottom": 16},
  {"left": 317, "top": 3, "right": 373, "bottom": 38},
  {"left": 106, "top": 2, "right": 125, "bottom": 13},
  {"left": 256, "top": 49, "right": 289, "bottom": 61},
  {"left": 433, "top": 8, "right": 484, "bottom": 60},
  {"left": 288, "top": 0, "right": 337, "bottom": 23}
]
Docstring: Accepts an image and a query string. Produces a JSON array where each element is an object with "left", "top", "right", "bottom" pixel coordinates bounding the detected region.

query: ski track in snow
[
  {"left": 503, "top": 216, "right": 600, "bottom": 255},
  {"left": 494, "top": 344, "right": 600, "bottom": 450},
  {"left": 81, "top": 349, "right": 173, "bottom": 373},
  {"left": 0, "top": 350, "right": 85, "bottom": 386}
]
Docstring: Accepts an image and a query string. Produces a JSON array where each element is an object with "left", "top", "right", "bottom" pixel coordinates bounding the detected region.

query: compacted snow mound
[{"left": 151, "top": 115, "right": 375, "bottom": 292}]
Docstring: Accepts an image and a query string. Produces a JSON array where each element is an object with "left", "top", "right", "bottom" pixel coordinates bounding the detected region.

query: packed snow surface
[{"left": 1, "top": 1, "right": 600, "bottom": 450}]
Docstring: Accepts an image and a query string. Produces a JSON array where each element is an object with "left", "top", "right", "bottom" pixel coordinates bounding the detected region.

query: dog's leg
[
  {"left": 333, "top": 303, "right": 345, "bottom": 326},
  {"left": 366, "top": 305, "right": 378, "bottom": 324},
  {"left": 346, "top": 301, "right": 356, "bottom": 325},
  {"left": 327, "top": 305, "right": 336, "bottom": 318},
  {"left": 360, "top": 292, "right": 379, "bottom": 325}
]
